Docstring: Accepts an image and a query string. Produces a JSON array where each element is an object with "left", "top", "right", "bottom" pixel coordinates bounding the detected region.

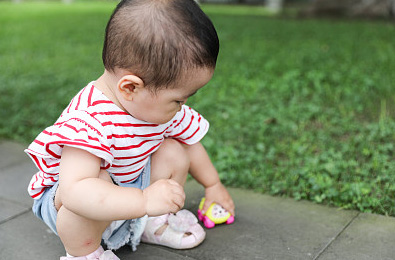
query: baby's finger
[
  {"left": 172, "top": 193, "right": 185, "bottom": 210},
  {"left": 223, "top": 201, "right": 235, "bottom": 216},
  {"left": 228, "top": 207, "right": 235, "bottom": 217},
  {"left": 171, "top": 186, "right": 185, "bottom": 201},
  {"left": 202, "top": 198, "right": 213, "bottom": 214},
  {"left": 167, "top": 179, "right": 182, "bottom": 187},
  {"left": 168, "top": 203, "right": 181, "bottom": 214},
  {"left": 168, "top": 180, "right": 185, "bottom": 195}
]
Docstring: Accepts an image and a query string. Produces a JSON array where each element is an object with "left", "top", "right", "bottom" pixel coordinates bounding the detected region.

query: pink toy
[{"left": 197, "top": 197, "right": 234, "bottom": 228}]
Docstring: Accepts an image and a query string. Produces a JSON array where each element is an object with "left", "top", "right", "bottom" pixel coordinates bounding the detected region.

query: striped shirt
[{"left": 25, "top": 82, "right": 209, "bottom": 199}]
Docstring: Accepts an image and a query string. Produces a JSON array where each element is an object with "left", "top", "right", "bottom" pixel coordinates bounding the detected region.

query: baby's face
[{"left": 127, "top": 68, "right": 214, "bottom": 124}]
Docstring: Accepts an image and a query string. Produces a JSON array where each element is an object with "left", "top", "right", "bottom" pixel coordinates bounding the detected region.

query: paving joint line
[
  {"left": 0, "top": 208, "right": 31, "bottom": 226},
  {"left": 313, "top": 212, "right": 360, "bottom": 260}
]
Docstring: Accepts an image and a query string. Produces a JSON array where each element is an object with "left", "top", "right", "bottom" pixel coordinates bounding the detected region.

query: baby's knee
[
  {"left": 151, "top": 138, "right": 191, "bottom": 184},
  {"left": 161, "top": 138, "right": 190, "bottom": 169},
  {"left": 98, "top": 169, "right": 113, "bottom": 183}
]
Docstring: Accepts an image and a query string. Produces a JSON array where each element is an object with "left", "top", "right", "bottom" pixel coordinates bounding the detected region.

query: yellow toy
[{"left": 197, "top": 198, "right": 234, "bottom": 228}]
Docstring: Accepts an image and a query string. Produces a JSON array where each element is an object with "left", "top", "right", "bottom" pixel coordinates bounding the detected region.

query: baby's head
[
  {"left": 102, "top": 0, "right": 219, "bottom": 91},
  {"left": 101, "top": 0, "right": 219, "bottom": 124}
]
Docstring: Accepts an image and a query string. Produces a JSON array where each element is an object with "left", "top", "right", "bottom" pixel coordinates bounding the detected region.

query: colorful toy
[{"left": 197, "top": 197, "right": 234, "bottom": 228}]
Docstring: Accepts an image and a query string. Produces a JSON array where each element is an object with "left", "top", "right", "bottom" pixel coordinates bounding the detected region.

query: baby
[{"left": 25, "top": 0, "right": 234, "bottom": 259}]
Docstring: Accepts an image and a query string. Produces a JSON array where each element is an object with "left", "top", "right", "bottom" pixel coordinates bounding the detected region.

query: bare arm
[
  {"left": 59, "top": 146, "right": 184, "bottom": 221},
  {"left": 183, "top": 142, "right": 235, "bottom": 216},
  {"left": 58, "top": 146, "right": 147, "bottom": 221}
]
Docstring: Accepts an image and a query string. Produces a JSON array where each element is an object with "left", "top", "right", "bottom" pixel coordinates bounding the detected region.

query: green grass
[{"left": 1, "top": 2, "right": 394, "bottom": 215}]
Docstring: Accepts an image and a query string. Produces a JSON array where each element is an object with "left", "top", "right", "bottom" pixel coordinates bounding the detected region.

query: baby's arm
[
  {"left": 58, "top": 146, "right": 184, "bottom": 221},
  {"left": 183, "top": 142, "right": 235, "bottom": 216}
]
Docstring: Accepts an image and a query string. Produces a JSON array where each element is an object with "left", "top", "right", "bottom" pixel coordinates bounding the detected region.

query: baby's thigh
[{"left": 150, "top": 138, "right": 190, "bottom": 185}]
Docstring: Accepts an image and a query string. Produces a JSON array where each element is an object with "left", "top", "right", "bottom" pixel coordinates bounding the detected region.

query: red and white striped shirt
[{"left": 25, "top": 82, "right": 209, "bottom": 199}]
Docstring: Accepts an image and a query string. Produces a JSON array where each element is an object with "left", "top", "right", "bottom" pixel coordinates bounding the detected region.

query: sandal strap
[
  {"left": 144, "top": 214, "right": 169, "bottom": 234},
  {"left": 160, "top": 223, "right": 185, "bottom": 247}
]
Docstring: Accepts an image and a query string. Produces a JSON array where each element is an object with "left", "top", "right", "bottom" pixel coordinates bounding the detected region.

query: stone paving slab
[
  {"left": 1, "top": 179, "right": 357, "bottom": 260},
  {"left": 0, "top": 160, "right": 37, "bottom": 206},
  {"left": 319, "top": 213, "right": 395, "bottom": 260},
  {"left": 0, "top": 210, "right": 193, "bottom": 260},
  {"left": 116, "top": 244, "right": 199, "bottom": 260},
  {"left": 0, "top": 210, "right": 65, "bottom": 259},
  {"left": 0, "top": 198, "right": 30, "bottom": 224},
  {"left": 0, "top": 141, "right": 27, "bottom": 169},
  {"left": 156, "top": 182, "right": 359, "bottom": 260}
]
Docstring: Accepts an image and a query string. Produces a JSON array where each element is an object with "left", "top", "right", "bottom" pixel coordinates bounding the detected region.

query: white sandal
[{"left": 141, "top": 210, "right": 206, "bottom": 249}]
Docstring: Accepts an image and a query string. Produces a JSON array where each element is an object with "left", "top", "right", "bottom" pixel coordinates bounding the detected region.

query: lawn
[{"left": 0, "top": 2, "right": 394, "bottom": 215}]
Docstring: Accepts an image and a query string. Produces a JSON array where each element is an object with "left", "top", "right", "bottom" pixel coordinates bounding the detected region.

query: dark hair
[{"left": 102, "top": 0, "right": 219, "bottom": 90}]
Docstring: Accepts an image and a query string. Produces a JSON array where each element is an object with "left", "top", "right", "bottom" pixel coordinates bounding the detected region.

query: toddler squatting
[{"left": 25, "top": 0, "right": 235, "bottom": 259}]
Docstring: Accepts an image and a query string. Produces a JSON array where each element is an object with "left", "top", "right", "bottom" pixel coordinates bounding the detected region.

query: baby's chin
[{"left": 138, "top": 116, "right": 174, "bottom": 125}]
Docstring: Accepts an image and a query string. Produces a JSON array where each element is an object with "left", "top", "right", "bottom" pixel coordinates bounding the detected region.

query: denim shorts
[{"left": 32, "top": 158, "right": 151, "bottom": 250}]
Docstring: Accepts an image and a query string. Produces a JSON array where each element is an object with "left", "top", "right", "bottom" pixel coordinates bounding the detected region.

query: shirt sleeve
[
  {"left": 164, "top": 105, "right": 209, "bottom": 145},
  {"left": 25, "top": 111, "right": 113, "bottom": 175}
]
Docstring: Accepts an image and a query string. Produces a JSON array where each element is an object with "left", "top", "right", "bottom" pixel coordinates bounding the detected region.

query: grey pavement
[{"left": 0, "top": 140, "right": 394, "bottom": 260}]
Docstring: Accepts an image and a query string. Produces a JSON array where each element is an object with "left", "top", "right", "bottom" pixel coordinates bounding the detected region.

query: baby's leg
[
  {"left": 145, "top": 138, "right": 206, "bottom": 249},
  {"left": 54, "top": 170, "right": 112, "bottom": 257},
  {"left": 150, "top": 138, "right": 190, "bottom": 185}
]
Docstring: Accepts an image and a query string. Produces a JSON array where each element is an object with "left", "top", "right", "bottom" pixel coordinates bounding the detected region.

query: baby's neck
[{"left": 94, "top": 70, "right": 124, "bottom": 110}]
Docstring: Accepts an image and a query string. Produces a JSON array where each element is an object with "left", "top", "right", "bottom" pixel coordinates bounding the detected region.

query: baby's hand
[
  {"left": 142, "top": 179, "right": 185, "bottom": 216},
  {"left": 203, "top": 182, "right": 235, "bottom": 216}
]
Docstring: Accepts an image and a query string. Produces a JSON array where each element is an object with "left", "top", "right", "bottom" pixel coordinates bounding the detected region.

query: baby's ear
[{"left": 117, "top": 74, "right": 145, "bottom": 101}]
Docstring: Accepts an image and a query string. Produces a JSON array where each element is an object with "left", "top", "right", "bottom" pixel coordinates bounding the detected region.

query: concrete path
[{"left": 0, "top": 140, "right": 394, "bottom": 259}]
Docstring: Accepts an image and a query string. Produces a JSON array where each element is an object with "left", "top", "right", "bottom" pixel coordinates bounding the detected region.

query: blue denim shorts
[{"left": 32, "top": 158, "right": 151, "bottom": 250}]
